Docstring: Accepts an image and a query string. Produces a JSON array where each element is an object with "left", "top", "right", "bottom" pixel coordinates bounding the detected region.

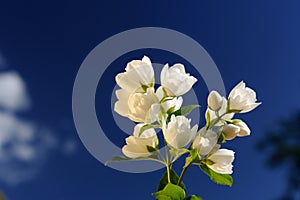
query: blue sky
[{"left": 0, "top": 0, "right": 300, "bottom": 199}]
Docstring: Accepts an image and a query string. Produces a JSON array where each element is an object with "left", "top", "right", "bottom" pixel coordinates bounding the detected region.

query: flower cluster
[{"left": 108, "top": 56, "right": 261, "bottom": 200}]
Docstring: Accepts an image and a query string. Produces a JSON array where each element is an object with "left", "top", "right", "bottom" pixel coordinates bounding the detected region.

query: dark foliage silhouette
[
  {"left": 258, "top": 113, "right": 300, "bottom": 200},
  {"left": 0, "top": 190, "right": 6, "bottom": 200}
]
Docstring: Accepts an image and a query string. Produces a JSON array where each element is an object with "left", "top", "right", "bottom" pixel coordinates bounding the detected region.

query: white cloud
[
  {"left": 0, "top": 72, "right": 30, "bottom": 111},
  {"left": 0, "top": 112, "right": 58, "bottom": 185},
  {"left": 0, "top": 70, "right": 59, "bottom": 186},
  {"left": 0, "top": 56, "right": 78, "bottom": 186}
]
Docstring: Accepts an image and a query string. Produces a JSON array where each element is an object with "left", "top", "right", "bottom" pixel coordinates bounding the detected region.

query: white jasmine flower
[
  {"left": 127, "top": 88, "right": 160, "bottom": 123},
  {"left": 228, "top": 81, "right": 261, "bottom": 113},
  {"left": 156, "top": 86, "right": 183, "bottom": 113},
  {"left": 207, "top": 148, "right": 235, "bottom": 174},
  {"left": 122, "top": 124, "right": 158, "bottom": 158},
  {"left": 116, "top": 56, "right": 154, "bottom": 93},
  {"left": 164, "top": 115, "right": 198, "bottom": 149},
  {"left": 161, "top": 63, "right": 197, "bottom": 96},
  {"left": 192, "top": 127, "right": 218, "bottom": 156}
]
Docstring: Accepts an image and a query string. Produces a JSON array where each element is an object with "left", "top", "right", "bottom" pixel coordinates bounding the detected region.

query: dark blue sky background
[{"left": 0, "top": 0, "right": 300, "bottom": 199}]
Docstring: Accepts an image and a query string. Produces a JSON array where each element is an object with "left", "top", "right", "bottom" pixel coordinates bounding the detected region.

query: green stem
[
  {"left": 164, "top": 140, "right": 171, "bottom": 183},
  {"left": 177, "top": 161, "right": 192, "bottom": 186},
  {"left": 208, "top": 112, "right": 228, "bottom": 129},
  {"left": 166, "top": 164, "right": 171, "bottom": 183}
]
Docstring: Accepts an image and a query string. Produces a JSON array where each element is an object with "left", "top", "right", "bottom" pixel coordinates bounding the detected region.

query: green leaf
[
  {"left": 105, "top": 153, "right": 161, "bottom": 166},
  {"left": 205, "top": 109, "right": 211, "bottom": 128},
  {"left": 173, "top": 105, "right": 200, "bottom": 116},
  {"left": 157, "top": 169, "right": 186, "bottom": 191},
  {"left": 155, "top": 196, "right": 171, "bottom": 200},
  {"left": 147, "top": 145, "right": 157, "bottom": 153},
  {"left": 227, "top": 109, "right": 242, "bottom": 113},
  {"left": 141, "top": 82, "right": 154, "bottom": 92},
  {"left": 141, "top": 84, "right": 149, "bottom": 92},
  {"left": 167, "top": 106, "right": 176, "bottom": 115},
  {"left": 200, "top": 164, "right": 233, "bottom": 186},
  {"left": 184, "top": 149, "right": 201, "bottom": 168},
  {"left": 225, "top": 119, "right": 242, "bottom": 124},
  {"left": 105, "top": 156, "right": 132, "bottom": 164},
  {"left": 167, "top": 105, "right": 200, "bottom": 122},
  {"left": 190, "top": 149, "right": 199, "bottom": 161},
  {"left": 185, "top": 195, "right": 203, "bottom": 200},
  {"left": 153, "top": 183, "right": 186, "bottom": 200},
  {"left": 139, "top": 124, "right": 160, "bottom": 136},
  {"left": 184, "top": 156, "right": 193, "bottom": 168},
  {"left": 226, "top": 98, "right": 231, "bottom": 113},
  {"left": 218, "top": 133, "right": 226, "bottom": 143}
]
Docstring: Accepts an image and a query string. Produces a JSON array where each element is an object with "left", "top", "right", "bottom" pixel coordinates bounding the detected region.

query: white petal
[
  {"left": 175, "top": 97, "right": 183, "bottom": 110},
  {"left": 192, "top": 127, "right": 218, "bottom": 156},
  {"left": 239, "top": 102, "right": 261, "bottom": 113},
  {"left": 114, "top": 101, "right": 128, "bottom": 117},
  {"left": 122, "top": 145, "right": 150, "bottom": 158},
  {"left": 236, "top": 121, "right": 251, "bottom": 136},
  {"left": 115, "top": 72, "right": 140, "bottom": 92},
  {"left": 171, "top": 63, "right": 186, "bottom": 73},
  {"left": 114, "top": 89, "right": 131, "bottom": 116},
  {"left": 122, "top": 134, "right": 158, "bottom": 159},
  {"left": 244, "top": 87, "right": 257, "bottom": 102},
  {"left": 174, "top": 124, "right": 198, "bottom": 148},
  {"left": 209, "top": 149, "right": 235, "bottom": 164},
  {"left": 164, "top": 115, "right": 196, "bottom": 149},
  {"left": 142, "top": 55, "right": 152, "bottom": 66},
  {"left": 161, "top": 97, "right": 183, "bottom": 113},
  {"left": 160, "top": 64, "right": 169, "bottom": 86},
  {"left": 147, "top": 103, "right": 160, "bottom": 123},
  {"left": 209, "top": 163, "right": 233, "bottom": 174},
  {"left": 229, "top": 81, "right": 245, "bottom": 99},
  {"left": 155, "top": 86, "right": 164, "bottom": 101},
  {"left": 127, "top": 88, "right": 159, "bottom": 123}
]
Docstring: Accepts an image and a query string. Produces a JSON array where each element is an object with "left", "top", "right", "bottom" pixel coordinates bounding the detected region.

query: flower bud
[
  {"left": 207, "top": 90, "right": 223, "bottom": 111},
  {"left": 205, "top": 97, "right": 234, "bottom": 127},
  {"left": 235, "top": 121, "right": 251, "bottom": 137},
  {"left": 222, "top": 124, "right": 240, "bottom": 140}
]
